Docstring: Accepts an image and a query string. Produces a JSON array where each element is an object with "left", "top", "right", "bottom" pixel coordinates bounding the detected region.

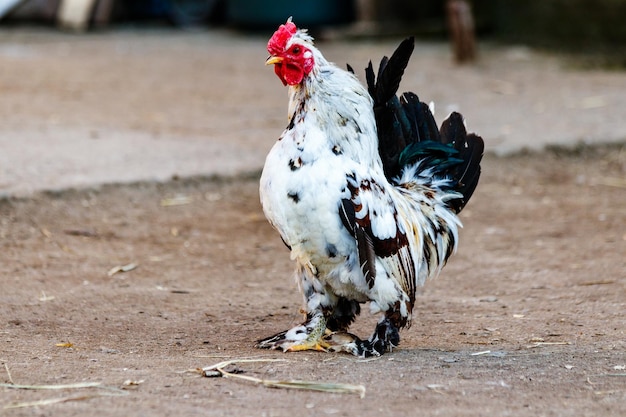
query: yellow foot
[
  {"left": 256, "top": 314, "right": 330, "bottom": 352},
  {"left": 284, "top": 338, "right": 331, "bottom": 352}
]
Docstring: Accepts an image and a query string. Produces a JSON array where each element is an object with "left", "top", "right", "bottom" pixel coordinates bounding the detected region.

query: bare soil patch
[{"left": 1, "top": 145, "right": 625, "bottom": 416}]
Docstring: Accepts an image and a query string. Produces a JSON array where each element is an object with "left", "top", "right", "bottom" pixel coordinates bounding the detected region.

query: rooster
[{"left": 258, "top": 19, "right": 483, "bottom": 357}]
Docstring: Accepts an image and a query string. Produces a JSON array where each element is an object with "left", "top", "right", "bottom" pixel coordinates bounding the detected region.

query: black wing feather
[{"left": 340, "top": 199, "right": 376, "bottom": 287}]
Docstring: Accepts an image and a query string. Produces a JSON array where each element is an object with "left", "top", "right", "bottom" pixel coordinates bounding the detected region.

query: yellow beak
[{"left": 266, "top": 55, "right": 284, "bottom": 65}]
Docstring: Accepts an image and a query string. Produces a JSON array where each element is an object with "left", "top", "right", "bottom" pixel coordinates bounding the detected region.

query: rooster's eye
[{"left": 292, "top": 46, "right": 301, "bottom": 54}]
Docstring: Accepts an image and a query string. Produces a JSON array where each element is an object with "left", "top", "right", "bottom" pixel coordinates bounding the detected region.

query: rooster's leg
[
  {"left": 256, "top": 265, "right": 336, "bottom": 352},
  {"left": 321, "top": 316, "right": 401, "bottom": 357},
  {"left": 363, "top": 301, "right": 410, "bottom": 356},
  {"left": 326, "top": 297, "right": 361, "bottom": 332},
  {"left": 325, "top": 301, "right": 409, "bottom": 357},
  {"left": 256, "top": 311, "right": 331, "bottom": 352},
  {"left": 363, "top": 315, "right": 402, "bottom": 356}
]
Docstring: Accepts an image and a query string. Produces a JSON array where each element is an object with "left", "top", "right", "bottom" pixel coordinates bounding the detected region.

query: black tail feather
[
  {"left": 365, "top": 37, "right": 415, "bottom": 179},
  {"left": 369, "top": 37, "right": 415, "bottom": 106},
  {"left": 376, "top": 55, "right": 389, "bottom": 93},
  {"left": 401, "top": 92, "right": 439, "bottom": 144},
  {"left": 365, "top": 61, "right": 376, "bottom": 99},
  {"left": 359, "top": 37, "right": 483, "bottom": 212},
  {"left": 439, "top": 112, "right": 466, "bottom": 147},
  {"left": 451, "top": 132, "right": 484, "bottom": 212},
  {"left": 439, "top": 113, "right": 484, "bottom": 209}
]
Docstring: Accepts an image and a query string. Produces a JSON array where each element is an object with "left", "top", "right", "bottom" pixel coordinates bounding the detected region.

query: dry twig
[
  {"left": 197, "top": 358, "right": 366, "bottom": 398},
  {"left": 3, "top": 363, "right": 15, "bottom": 384},
  {"left": 107, "top": 263, "right": 138, "bottom": 277},
  {"left": 1, "top": 365, "right": 127, "bottom": 410},
  {"left": 526, "top": 341, "right": 571, "bottom": 349}
]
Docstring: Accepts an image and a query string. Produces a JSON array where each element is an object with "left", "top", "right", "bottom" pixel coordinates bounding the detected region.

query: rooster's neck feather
[{"left": 285, "top": 58, "right": 382, "bottom": 169}]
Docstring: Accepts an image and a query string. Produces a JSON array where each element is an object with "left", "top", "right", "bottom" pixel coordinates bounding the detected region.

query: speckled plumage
[{"left": 258, "top": 20, "right": 483, "bottom": 356}]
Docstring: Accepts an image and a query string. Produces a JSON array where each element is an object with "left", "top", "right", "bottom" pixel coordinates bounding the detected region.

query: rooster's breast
[{"left": 259, "top": 125, "right": 358, "bottom": 270}]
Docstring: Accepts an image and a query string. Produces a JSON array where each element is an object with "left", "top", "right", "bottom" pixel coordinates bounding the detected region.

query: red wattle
[{"left": 275, "top": 63, "right": 304, "bottom": 86}]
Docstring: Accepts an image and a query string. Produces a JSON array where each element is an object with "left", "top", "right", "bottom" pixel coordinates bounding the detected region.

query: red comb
[{"left": 267, "top": 20, "right": 297, "bottom": 55}]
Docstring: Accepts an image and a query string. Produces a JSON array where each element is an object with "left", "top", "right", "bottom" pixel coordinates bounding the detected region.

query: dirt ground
[
  {"left": 1, "top": 145, "right": 625, "bottom": 416},
  {"left": 0, "top": 26, "right": 625, "bottom": 417}
]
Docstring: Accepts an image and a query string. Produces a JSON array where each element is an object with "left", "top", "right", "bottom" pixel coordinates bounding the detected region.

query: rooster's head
[{"left": 266, "top": 18, "right": 315, "bottom": 86}]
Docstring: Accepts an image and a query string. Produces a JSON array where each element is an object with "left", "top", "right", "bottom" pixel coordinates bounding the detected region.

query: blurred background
[
  {"left": 1, "top": 0, "right": 625, "bottom": 195},
  {"left": 3, "top": 0, "right": 626, "bottom": 53}
]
